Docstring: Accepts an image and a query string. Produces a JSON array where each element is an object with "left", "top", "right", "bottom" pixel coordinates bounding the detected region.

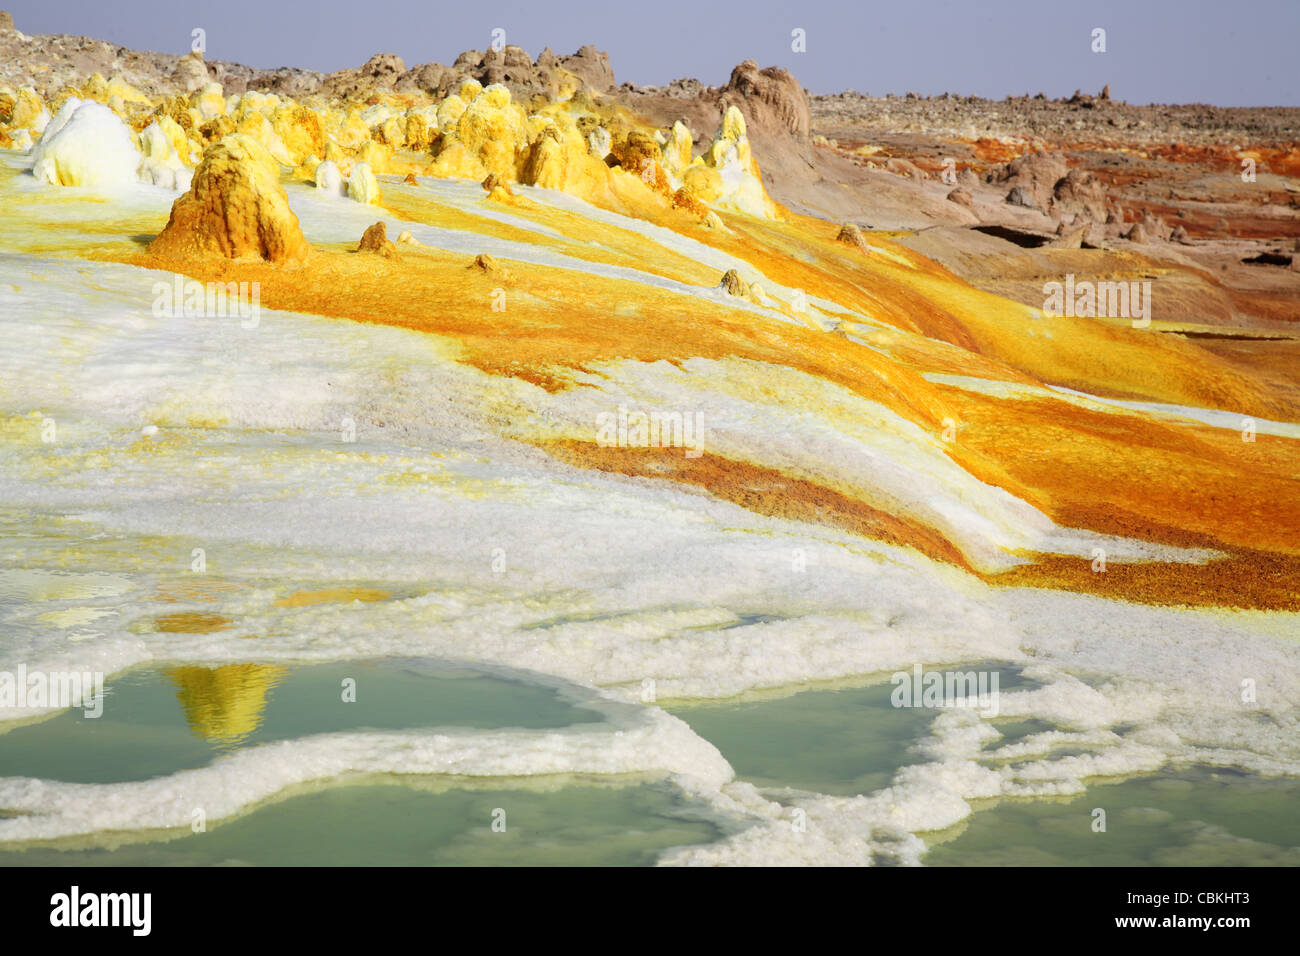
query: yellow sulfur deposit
[
  {"left": 191, "top": 82, "right": 227, "bottom": 120},
  {"left": 660, "top": 119, "right": 694, "bottom": 180},
  {"left": 148, "top": 133, "right": 310, "bottom": 263},
  {"left": 356, "top": 139, "right": 391, "bottom": 175},
  {"left": 271, "top": 103, "right": 326, "bottom": 167},
  {"left": 446, "top": 84, "right": 530, "bottom": 181},
  {"left": 698, "top": 105, "right": 779, "bottom": 218},
  {"left": 8, "top": 86, "right": 48, "bottom": 132}
]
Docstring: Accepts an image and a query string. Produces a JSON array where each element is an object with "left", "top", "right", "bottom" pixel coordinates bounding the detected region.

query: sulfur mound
[
  {"left": 433, "top": 84, "right": 530, "bottom": 182},
  {"left": 698, "top": 105, "right": 779, "bottom": 219},
  {"left": 148, "top": 133, "right": 310, "bottom": 264},
  {"left": 835, "top": 223, "right": 870, "bottom": 254},
  {"left": 31, "top": 100, "right": 140, "bottom": 187},
  {"left": 192, "top": 82, "right": 227, "bottom": 121},
  {"left": 660, "top": 120, "right": 694, "bottom": 179},
  {"left": 7, "top": 86, "right": 49, "bottom": 133}
]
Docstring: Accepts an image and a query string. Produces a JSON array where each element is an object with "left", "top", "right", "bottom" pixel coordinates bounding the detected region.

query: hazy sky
[{"left": 7, "top": 0, "right": 1298, "bottom": 106}]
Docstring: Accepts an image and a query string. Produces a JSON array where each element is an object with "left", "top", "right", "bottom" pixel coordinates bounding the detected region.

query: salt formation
[
  {"left": 31, "top": 100, "right": 140, "bottom": 187},
  {"left": 0, "top": 52, "right": 777, "bottom": 223},
  {"left": 36, "top": 96, "right": 83, "bottom": 143},
  {"left": 314, "top": 160, "right": 346, "bottom": 196},
  {"left": 136, "top": 120, "right": 194, "bottom": 191},
  {"left": 430, "top": 83, "right": 529, "bottom": 181},
  {"left": 696, "top": 106, "right": 778, "bottom": 218},
  {"left": 156, "top": 114, "right": 198, "bottom": 164},
  {"left": 148, "top": 133, "right": 310, "bottom": 264},
  {"left": 587, "top": 125, "right": 611, "bottom": 159},
  {"left": 402, "top": 108, "right": 437, "bottom": 151},
  {"left": 424, "top": 81, "right": 613, "bottom": 200},
  {"left": 659, "top": 120, "right": 693, "bottom": 180},
  {"left": 322, "top": 141, "right": 352, "bottom": 176},
  {"left": 272, "top": 103, "right": 327, "bottom": 165},
  {"left": 356, "top": 140, "right": 389, "bottom": 174},
  {"left": 700, "top": 209, "right": 726, "bottom": 230},
  {"left": 234, "top": 110, "right": 295, "bottom": 166},
  {"left": 346, "top": 161, "right": 381, "bottom": 203},
  {"left": 7, "top": 86, "right": 48, "bottom": 133},
  {"left": 435, "top": 93, "right": 467, "bottom": 130},
  {"left": 528, "top": 111, "right": 615, "bottom": 196},
  {"left": 4, "top": 51, "right": 1300, "bottom": 871},
  {"left": 192, "top": 82, "right": 226, "bottom": 120}
]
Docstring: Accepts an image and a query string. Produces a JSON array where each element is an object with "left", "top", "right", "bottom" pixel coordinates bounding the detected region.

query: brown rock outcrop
[
  {"left": 321, "top": 53, "right": 407, "bottom": 101},
  {"left": 557, "top": 46, "right": 615, "bottom": 93},
  {"left": 719, "top": 60, "right": 810, "bottom": 142},
  {"left": 1053, "top": 167, "right": 1108, "bottom": 221},
  {"left": 990, "top": 151, "right": 1069, "bottom": 213},
  {"left": 836, "top": 223, "right": 871, "bottom": 253},
  {"left": 719, "top": 268, "right": 747, "bottom": 296},
  {"left": 358, "top": 221, "right": 397, "bottom": 258}
]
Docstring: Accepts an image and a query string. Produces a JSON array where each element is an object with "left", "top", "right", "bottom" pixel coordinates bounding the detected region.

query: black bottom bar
[{"left": 2, "top": 865, "right": 1284, "bottom": 940}]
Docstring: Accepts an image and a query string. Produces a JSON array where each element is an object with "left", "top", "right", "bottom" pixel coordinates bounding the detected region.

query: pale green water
[
  {"left": 1, "top": 660, "right": 1295, "bottom": 865},
  {"left": 0, "top": 660, "right": 600, "bottom": 784},
  {"left": 0, "top": 661, "right": 721, "bottom": 866},
  {"left": 926, "top": 767, "right": 1300, "bottom": 866},
  {"left": 667, "top": 668, "right": 1299, "bottom": 866},
  {"left": 0, "top": 778, "right": 721, "bottom": 867},
  {"left": 665, "top": 680, "right": 935, "bottom": 796},
  {"left": 666, "top": 663, "right": 1042, "bottom": 796}
]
